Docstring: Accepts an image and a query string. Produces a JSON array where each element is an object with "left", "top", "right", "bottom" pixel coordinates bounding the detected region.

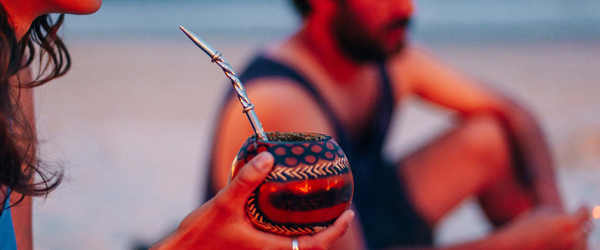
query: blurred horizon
[
  {"left": 63, "top": 0, "right": 600, "bottom": 44},
  {"left": 33, "top": 1, "right": 600, "bottom": 250}
]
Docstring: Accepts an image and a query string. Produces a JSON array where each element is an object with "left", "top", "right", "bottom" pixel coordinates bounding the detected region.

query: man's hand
[{"left": 152, "top": 152, "right": 355, "bottom": 250}]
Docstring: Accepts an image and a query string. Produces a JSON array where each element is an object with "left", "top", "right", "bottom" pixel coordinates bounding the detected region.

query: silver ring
[
  {"left": 211, "top": 51, "right": 222, "bottom": 63},
  {"left": 242, "top": 104, "right": 255, "bottom": 113},
  {"left": 291, "top": 236, "right": 299, "bottom": 250}
]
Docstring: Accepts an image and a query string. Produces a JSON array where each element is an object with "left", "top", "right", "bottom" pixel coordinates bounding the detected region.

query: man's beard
[{"left": 331, "top": 9, "right": 411, "bottom": 63}]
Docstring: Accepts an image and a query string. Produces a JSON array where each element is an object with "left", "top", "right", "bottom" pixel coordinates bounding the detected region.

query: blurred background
[{"left": 32, "top": 0, "right": 600, "bottom": 249}]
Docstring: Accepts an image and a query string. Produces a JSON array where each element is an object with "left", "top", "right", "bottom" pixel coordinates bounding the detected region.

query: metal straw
[{"left": 179, "top": 26, "right": 268, "bottom": 141}]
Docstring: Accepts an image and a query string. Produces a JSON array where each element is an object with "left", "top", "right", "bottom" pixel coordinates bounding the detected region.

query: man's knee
[{"left": 461, "top": 114, "right": 512, "bottom": 177}]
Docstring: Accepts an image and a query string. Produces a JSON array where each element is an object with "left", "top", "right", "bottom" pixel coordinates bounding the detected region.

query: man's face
[{"left": 331, "top": 0, "right": 414, "bottom": 62}]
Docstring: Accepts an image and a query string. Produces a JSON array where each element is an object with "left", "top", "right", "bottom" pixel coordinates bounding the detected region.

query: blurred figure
[
  {"left": 205, "top": 0, "right": 592, "bottom": 249},
  {"left": 0, "top": 1, "right": 353, "bottom": 249}
]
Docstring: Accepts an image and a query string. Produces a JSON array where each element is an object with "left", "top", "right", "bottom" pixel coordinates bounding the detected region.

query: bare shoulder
[
  {"left": 389, "top": 45, "right": 475, "bottom": 95},
  {"left": 389, "top": 46, "right": 441, "bottom": 81},
  {"left": 243, "top": 78, "right": 333, "bottom": 133},
  {"left": 390, "top": 45, "right": 430, "bottom": 64},
  {"left": 218, "top": 76, "right": 335, "bottom": 154},
  {"left": 387, "top": 46, "right": 440, "bottom": 98},
  {"left": 212, "top": 77, "right": 336, "bottom": 189}
]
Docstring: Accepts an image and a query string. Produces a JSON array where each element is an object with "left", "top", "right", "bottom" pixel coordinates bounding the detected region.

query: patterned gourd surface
[{"left": 231, "top": 132, "right": 354, "bottom": 236}]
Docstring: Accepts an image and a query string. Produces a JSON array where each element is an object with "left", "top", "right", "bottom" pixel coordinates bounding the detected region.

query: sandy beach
[
  {"left": 30, "top": 39, "right": 600, "bottom": 250},
  {"left": 26, "top": 1, "right": 600, "bottom": 249}
]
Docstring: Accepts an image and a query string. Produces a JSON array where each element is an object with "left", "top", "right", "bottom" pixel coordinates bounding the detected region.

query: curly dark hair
[{"left": 0, "top": 4, "right": 68, "bottom": 209}]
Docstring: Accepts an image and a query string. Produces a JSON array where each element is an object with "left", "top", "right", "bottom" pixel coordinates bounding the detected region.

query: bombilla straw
[{"left": 180, "top": 26, "right": 268, "bottom": 141}]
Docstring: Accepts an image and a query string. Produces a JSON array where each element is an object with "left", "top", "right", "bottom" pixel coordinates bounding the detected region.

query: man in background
[{"left": 204, "top": 0, "right": 591, "bottom": 249}]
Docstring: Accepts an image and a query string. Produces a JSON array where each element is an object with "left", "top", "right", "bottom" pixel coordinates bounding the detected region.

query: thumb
[{"left": 222, "top": 152, "right": 274, "bottom": 203}]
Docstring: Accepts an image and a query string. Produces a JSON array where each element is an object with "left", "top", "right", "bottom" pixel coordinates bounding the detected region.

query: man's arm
[{"left": 392, "top": 47, "right": 561, "bottom": 208}]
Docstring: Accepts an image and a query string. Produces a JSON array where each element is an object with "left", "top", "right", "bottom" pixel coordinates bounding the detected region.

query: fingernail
[
  {"left": 253, "top": 152, "right": 272, "bottom": 172},
  {"left": 348, "top": 210, "right": 355, "bottom": 222}
]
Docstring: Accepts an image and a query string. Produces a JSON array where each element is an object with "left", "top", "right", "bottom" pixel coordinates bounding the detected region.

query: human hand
[
  {"left": 152, "top": 152, "right": 355, "bottom": 250},
  {"left": 488, "top": 206, "right": 592, "bottom": 250}
]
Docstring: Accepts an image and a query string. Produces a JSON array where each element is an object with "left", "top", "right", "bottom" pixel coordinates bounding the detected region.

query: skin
[
  {"left": 2, "top": 0, "right": 354, "bottom": 249},
  {"left": 211, "top": 0, "right": 592, "bottom": 249},
  {"left": 1, "top": 2, "right": 101, "bottom": 249},
  {"left": 9, "top": 68, "right": 35, "bottom": 250},
  {"left": 153, "top": 152, "right": 355, "bottom": 250},
  {"left": 0, "top": 0, "right": 102, "bottom": 38}
]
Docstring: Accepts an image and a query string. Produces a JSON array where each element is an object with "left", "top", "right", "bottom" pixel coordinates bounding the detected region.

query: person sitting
[{"left": 204, "top": 0, "right": 591, "bottom": 249}]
